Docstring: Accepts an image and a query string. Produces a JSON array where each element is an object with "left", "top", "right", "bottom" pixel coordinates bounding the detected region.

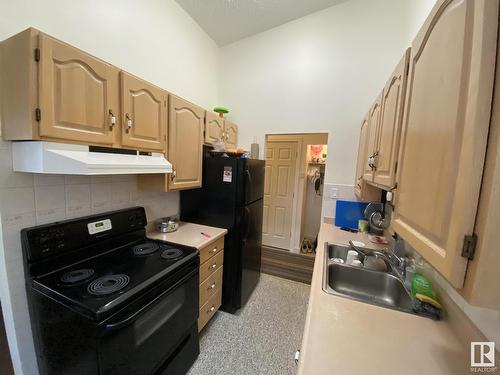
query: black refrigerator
[{"left": 181, "top": 149, "right": 265, "bottom": 313}]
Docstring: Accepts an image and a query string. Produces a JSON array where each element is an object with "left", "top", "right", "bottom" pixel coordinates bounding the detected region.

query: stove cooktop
[{"left": 32, "top": 239, "right": 198, "bottom": 320}]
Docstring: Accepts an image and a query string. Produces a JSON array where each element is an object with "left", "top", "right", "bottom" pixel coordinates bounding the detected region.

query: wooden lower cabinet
[
  {"left": 198, "top": 288, "right": 222, "bottom": 331},
  {"left": 198, "top": 237, "right": 224, "bottom": 331}
]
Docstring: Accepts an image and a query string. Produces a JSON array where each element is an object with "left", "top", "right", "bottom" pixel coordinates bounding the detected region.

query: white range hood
[{"left": 12, "top": 141, "right": 173, "bottom": 175}]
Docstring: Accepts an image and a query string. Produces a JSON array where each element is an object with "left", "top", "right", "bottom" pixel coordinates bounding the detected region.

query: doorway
[{"left": 262, "top": 133, "right": 328, "bottom": 254}]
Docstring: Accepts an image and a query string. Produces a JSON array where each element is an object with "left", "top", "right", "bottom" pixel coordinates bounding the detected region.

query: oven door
[{"left": 98, "top": 262, "right": 199, "bottom": 375}]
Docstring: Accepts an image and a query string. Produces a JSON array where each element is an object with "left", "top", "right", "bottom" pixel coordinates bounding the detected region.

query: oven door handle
[{"left": 104, "top": 267, "right": 197, "bottom": 332}]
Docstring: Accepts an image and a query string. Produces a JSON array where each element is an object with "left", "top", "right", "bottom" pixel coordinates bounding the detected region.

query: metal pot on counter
[{"left": 156, "top": 217, "right": 179, "bottom": 233}]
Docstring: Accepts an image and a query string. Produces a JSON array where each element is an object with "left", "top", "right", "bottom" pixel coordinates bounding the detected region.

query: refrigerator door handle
[
  {"left": 245, "top": 169, "right": 252, "bottom": 186},
  {"left": 242, "top": 206, "right": 251, "bottom": 243}
]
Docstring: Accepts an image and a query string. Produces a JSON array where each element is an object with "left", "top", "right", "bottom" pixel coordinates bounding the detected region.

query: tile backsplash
[{"left": 0, "top": 137, "right": 180, "bottom": 374}]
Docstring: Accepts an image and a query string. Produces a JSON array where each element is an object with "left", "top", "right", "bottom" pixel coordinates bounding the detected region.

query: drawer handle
[
  {"left": 208, "top": 283, "right": 216, "bottom": 290},
  {"left": 210, "top": 263, "right": 217, "bottom": 270},
  {"left": 207, "top": 306, "right": 215, "bottom": 314},
  {"left": 210, "top": 247, "right": 218, "bottom": 254}
]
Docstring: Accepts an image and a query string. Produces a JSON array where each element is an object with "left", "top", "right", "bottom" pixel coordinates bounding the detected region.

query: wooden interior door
[
  {"left": 39, "top": 33, "right": 119, "bottom": 145},
  {"left": 392, "top": 0, "right": 498, "bottom": 288},
  {"left": 168, "top": 96, "right": 204, "bottom": 191},
  {"left": 354, "top": 114, "right": 370, "bottom": 197},
  {"left": 121, "top": 72, "right": 167, "bottom": 151},
  {"left": 262, "top": 141, "right": 298, "bottom": 249},
  {"left": 363, "top": 92, "right": 383, "bottom": 181},
  {"left": 205, "top": 112, "right": 224, "bottom": 144},
  {"left": 374, "top": 49, "right": 410, "bottom": 188},
  {"left": 224, "top": 121, "right": 238, "bottom": 149}
]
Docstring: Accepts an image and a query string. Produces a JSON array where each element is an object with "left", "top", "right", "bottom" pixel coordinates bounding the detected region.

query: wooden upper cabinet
[
  {"left": 392, "top": 0, "right": 498, "bottom": 288},
  {"left": 363, "top": 92, "right": 382, "bottom": 181},
  {"left": 120, "top": 72, "right": 167, "bottom": 151},
  {"left": 168, "top": 96, "right": 204, "bottom": 191},
  {"left": 373, "top": 49, "right": 410, "bottom": 188},
  {"left": 354, "top": 115, "right": 369, "bottom": 197},
  {"left": 224, "top": 120, "right": 238, "bottom": 149},
  {"left": 38, "top": 34, "right": 119, "bottom": 145},
  {"left": 205, "top": 112, "right": 224, "bottom": 144},
  {"left": 354, "top": 114, "right": 381, "bottom": 201}
]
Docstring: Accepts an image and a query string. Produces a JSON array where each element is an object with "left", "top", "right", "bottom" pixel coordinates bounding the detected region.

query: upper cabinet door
[
  {"left": 354, "top": 114, "right": 369, "bottom": 197},
  {"left": 38, "top": 34, "right": 119, "bottom": 145},
  {"left": 373, "top": 49, "right": 410, "bottom": 188},
  {"left": 120, "top": 72, "right": 167, "bottom": 151},
  {"left": 224, "top": 120, "right": 238, "bottom": 149},
  {"left": 168, "top": 96, "right": 204, "bottom": 191},
  {"left": 363, "top": 92, "right": 383, "bottom": 181},
  {"left": 392, "top": 0, "right": 498, "bottom": 288},
  {"left": 205, "top": 112, "right": 224, "bottom": 144}
]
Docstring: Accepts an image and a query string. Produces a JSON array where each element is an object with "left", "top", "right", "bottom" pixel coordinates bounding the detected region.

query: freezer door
[
  {"left": 237, "top": 159, "right": 265, "bottom": 206},
  {"left": 180, "top": 157, "right": 237, "bottom": 229}
]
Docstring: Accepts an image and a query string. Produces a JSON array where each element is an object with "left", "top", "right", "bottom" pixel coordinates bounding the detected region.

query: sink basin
[
  {"left": 327, "top": 243, "right": 388, "bottom": 272},
  {"left": 323, "top": 243, "right": 415, "bottom": 315}
]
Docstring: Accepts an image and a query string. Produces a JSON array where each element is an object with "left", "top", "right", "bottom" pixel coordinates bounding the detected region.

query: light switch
[{"left": 330, "top": 188, "right": 339, "bottom": 199}]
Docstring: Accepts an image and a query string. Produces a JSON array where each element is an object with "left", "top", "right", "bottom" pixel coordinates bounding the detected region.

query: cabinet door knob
[
  {"left": 109, "top": 110, "right": 116, "bottom": 130},
  {"left": 125, "top": 113, "right": 133, "bottom": 132},
  {"left": 210, "top": 263, "right": 217, "bottom": 269},
  {"left": 208, "top": 306, "right": 215, "bottom": 313},
  {"left": 208, "top": 283, "right": 216, "bottom": 290}
]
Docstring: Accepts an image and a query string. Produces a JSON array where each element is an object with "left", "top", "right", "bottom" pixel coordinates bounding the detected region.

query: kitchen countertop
[
  {"left": 147, "top": 221, "right": 227, "bottom": 249},
  {"left": 297, "top": 222, "right": 475, "bottom": 375}
]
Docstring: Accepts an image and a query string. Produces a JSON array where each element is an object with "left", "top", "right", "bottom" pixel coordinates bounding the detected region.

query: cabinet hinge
[
  {"left": 35, "top": 108, "right": 41, "bottom": 122},
  {"left": 34, "top": 48, "right": 40, "bottom": 62},
  {"left": 461, "top": 234, "right": 477, "bottom": 260}
]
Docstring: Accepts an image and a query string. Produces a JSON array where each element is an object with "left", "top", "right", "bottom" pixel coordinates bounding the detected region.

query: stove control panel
[
  {"left": 87, "top": 219, "right": 112, "bottom": 235},
  {"left": 22, "top": 207, "right": 147, "bottom": 262}
]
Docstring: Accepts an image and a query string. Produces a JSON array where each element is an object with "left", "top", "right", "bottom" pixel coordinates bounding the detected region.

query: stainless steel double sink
[{"left": 323, "top": 243, "right": 415, "bottom": 315}]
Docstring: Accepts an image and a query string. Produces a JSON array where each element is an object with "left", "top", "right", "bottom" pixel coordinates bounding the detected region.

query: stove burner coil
[
  {"left": 160, "top": 248, "right": 183, "bottom": 260},
  {"left": 132, "top": 243, "right": 160, "bottom": 256},
  {"left": 60, "top": 269, "right": 95, "bottom": 284},
  {"left": 87, "top": 274, "right": 130, "bottom": 296}
]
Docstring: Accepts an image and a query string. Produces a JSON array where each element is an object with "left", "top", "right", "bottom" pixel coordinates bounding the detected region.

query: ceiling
[{"left": 176, "top": 0, "right": 348, "bottom": 46}]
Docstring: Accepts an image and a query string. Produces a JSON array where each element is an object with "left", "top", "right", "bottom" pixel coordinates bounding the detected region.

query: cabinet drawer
[
  {"left": 199, "top": 236, "right": 224, "bottom": 264},
  {"left": 199, "top": 266, "right": 223, "bottom": 306},
  {"left": 198, "top": 287, "right": 222, "bottom": 331},
  {"left": 200, "top": 250, "right": 224, "bottom": 282}
]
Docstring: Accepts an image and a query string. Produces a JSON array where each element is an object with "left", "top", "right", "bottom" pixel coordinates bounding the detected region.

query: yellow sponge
[{"left": 415, "top": 293, "right": 442, "bottom": 309}]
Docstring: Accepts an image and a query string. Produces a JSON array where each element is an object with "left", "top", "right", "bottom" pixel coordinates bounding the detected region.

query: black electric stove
[{"left": 21, "top": 207, "right": 200, "bottom": 375}]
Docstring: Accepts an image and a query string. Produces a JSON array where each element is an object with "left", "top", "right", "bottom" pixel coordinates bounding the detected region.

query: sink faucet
[{"left": 348, "top": 241, "right": 406, "bottom": 282}]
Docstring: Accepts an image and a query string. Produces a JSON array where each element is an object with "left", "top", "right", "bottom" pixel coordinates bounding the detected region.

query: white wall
[
  {"left": 0, "top": 1, "right": 219, "bottom": 373},
  {"left": 0, "top": 0, "right": 220, "bottom": 109},
  {"left": 219, "top": 0, "right": 436, "bottom": 215}
]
